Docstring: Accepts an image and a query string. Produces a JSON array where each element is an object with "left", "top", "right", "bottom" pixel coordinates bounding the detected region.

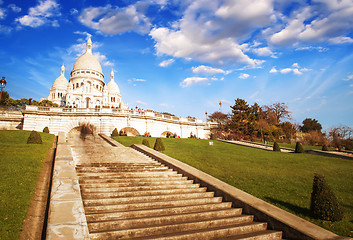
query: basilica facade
[{"left": 45, "top": 37, "right": 128, "bottom": 109}]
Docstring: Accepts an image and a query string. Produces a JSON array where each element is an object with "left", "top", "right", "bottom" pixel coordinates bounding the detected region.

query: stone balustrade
[{"left": 24, "top": 105, "right": 205, "bottom": 124}]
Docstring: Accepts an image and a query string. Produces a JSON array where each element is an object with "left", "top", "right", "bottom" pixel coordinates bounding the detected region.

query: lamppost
[
  {"left": 0, "top": 77, "right": 7, "bottom": 102},
  {"left": 205, "top": 112, "right": 208, "bottom": 122}
]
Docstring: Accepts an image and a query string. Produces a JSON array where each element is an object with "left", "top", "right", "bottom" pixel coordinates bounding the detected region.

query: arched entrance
[
  {"left": 161, "top": 131, "right": 174, "bottom": 138},
  {"left": 120, "top": 127, "right": 140, "bottom": 136},
  {"left": 86, "top": 97, "right": 90, "bottom": 108}
]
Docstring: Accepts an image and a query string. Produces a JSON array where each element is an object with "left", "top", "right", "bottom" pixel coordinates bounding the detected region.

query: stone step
[
  {"left": 79, "top": 178, "right": 192, "bottom": 186},
  {"left": 88, "top": 209, "right": 247, "bottom": 232},
  {"left": 89, "top": 219, "right": 267, "bottom": 239},
  {"left": 84, "top": 197, "right": 224, "bottom": 214},
  {"left": 83, "top": 192, "right": 215, "bottom": 206},
  {"left": 76, "top": 162, "right": 163, "bottom": 168},
  {"left": 76, "top": 166, "right": 171, "bottom": 173},
  {"left": 82, "top": 187, "right": 207, "bottom": 199},
  {"left": 86, "top": 202, "right": 235, "bottom": 222},
  {"left": 77, "top": 171, "right": 180, "bottom": 178},
  {"left": 138, "top": 229, "right": 282, "bottom": 240},
  {"left": 81, "top": 183, "right": 201, "bottom": 193}
]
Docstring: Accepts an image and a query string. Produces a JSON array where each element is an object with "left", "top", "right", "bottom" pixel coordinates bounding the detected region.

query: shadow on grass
[{"left": 265, "top": 197, "right": 311, "bottom": 218}]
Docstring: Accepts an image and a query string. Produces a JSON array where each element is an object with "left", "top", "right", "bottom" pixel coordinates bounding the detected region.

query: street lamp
[{"left": 0, "top": 77, "right": 7, "bottom": 102}]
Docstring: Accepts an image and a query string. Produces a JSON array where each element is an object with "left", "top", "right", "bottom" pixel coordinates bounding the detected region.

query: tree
[
  {"left": 279, "top": 122, "right": 296, "bottom": 140},
  {"left": 39, "top": 99, "right": 58, "bottom": 107},
  {"left": 301, "top": 118, "right": 322, "bottom": 133},
  {"left": 273, "top": 142, "right": 281, "bottom": 152},
  {"left": 295, "top": 142, "right": 304, "bottom": 153},
  {"left": 270, "top": 102, "right": 291, "bottom": 124},
  {"left": 0, "top": 91, "right": 9, "bottom": 104},
  {"left": 207, "top": 111, "right": 229, "bottom": 131},
  {"left": 310, "top": 174, "right": 343, "bottom": 221},
  {"left": 229, "top": 98, "right": 256, "bottom": 135}
]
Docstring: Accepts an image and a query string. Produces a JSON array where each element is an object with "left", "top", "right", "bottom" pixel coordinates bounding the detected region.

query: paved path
[{"left": 218, "top": 139, "right": 294, "bottom": 152}]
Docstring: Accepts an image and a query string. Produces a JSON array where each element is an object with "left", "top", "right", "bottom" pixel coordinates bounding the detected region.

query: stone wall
[
  {"left": 22, "top": 106, "right": 213, "bottom": 138},
  {"left": 0, "top": 110, "right": 23, "bottom": 130}
]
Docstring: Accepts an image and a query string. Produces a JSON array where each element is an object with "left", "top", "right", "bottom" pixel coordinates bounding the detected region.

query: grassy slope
[
  {"left": 0, "top": 130, "right": 54, "bottom": 240},
  {"left": 113, "top": 136, "right": 353, "bottom": 237}
]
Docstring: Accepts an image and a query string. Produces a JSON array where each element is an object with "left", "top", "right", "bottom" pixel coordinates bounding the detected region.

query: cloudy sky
[{"left": 1, "top": 0, "right": 353, "bottom": 130}]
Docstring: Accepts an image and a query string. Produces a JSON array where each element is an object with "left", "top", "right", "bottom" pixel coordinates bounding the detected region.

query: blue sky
[{"left": 1, "top": 0, "right": 353, "bottom": 130}]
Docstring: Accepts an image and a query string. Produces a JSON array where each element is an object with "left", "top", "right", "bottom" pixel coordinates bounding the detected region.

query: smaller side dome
[
  {"left": 52, "top": 64, "right": 68, "bottom": 90},
  {"left": 106, "top": 69, "right": 120, "bottom": 94}
]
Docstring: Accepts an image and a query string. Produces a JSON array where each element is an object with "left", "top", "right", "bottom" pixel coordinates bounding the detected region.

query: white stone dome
[
  {"left": 52, "top": 64, "right": 68, "bottom": 89},
  {"left": 106, "top": 70, "right": 120, "bottom": 94},
  {"left": 106, "top": 80, "right": 120, "bottom": 94},
  {"left": 72, "top": 37, "right": 102, "bottom": 73}
]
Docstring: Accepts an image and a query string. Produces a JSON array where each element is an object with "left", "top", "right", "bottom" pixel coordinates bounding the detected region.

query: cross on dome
[
  {"left": 60, "top": 64, "right": 65, "bottom": 75},
  {"left": 110, "top": 69, "right": 114, "bottom": 80},
  {"left": 86, "top": 36, "right": 92, "bottom": 54}
]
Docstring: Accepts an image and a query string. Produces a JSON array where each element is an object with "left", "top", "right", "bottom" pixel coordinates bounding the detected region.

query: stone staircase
[{"left": 76, "top": 154, "right": 283, "bottom": 239}]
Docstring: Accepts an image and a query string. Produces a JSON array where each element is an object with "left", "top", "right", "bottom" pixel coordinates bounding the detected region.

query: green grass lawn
[
  {"left": 0, "top": 130, "right": 54, "bottom": 240},
  {"left": 113, "top": 136, "right": 353, "bottom": 237}
]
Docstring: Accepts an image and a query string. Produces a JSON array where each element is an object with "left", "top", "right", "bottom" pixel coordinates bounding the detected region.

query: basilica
[{"left": 45, "top": 37, "right": 128, "bottom": 109}]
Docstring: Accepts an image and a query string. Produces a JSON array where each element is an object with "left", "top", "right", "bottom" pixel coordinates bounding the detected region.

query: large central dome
[{"left": 72, "top": 37, "right": 102, "bottom": 73}]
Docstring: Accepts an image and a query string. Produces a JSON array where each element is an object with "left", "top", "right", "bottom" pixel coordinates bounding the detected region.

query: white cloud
[
  {"left": 180, "top": 77, "right": 209, "bottom": 88},
  {"left": 70, "top": 8, "right": 78, "bottom": 15},
  {"left": 269, "top": 67, "right": 277, "bottom": 73},
  {"left": 159, "top": 59, "right": 174, "bottom": 67},
  {"left": 295, "top": 46, "right": 329, "bottom": 52},
  {"left": 269, "top": 1, "right": 353, "bottom": 46},
  {"left": 344, "top": 74, "right": 353, "bottom": 81},
  {"left": 149, "top": 0, "right": 273, "bottom": 66},
  {"left": 271, "top": 63, "right": 311, "bottom": 75},
  {"left": 79, "top": 3, "right": 151, "bottom": 35},
  {"left": 136, "top": 100, "right": 147, "bottom": 106},
  {"left": 252, "top": 46, "right": 275, "bottom": 57},
  {"left": 292, "top": 62, "right": 300, "bottom": 68},
  {"left": 93, "top": 52, "right": 114, "bottom": 66},
  {"left": 328, "top": 36, "right": 353, "bottom": 44},
  {"left": 0, "top": 8, "right": 6, "bottom": 19},
  {"left": 192, "top": 65, "right": 230, "bottom": 75},
  {"left": 239, "top": 73, "right": 250, "bottom": 79},
  {"left": 350, "top": 84, "right": 353, "bottom": 87},
  {"left": 280, "top": 68, "right": 292, "bottom": 74},
  {"left": 8, "top": 4, "right": 21, "bottom": 13},
  {"left": 16, "top": 0, "right": 60, "bottom": 28}
]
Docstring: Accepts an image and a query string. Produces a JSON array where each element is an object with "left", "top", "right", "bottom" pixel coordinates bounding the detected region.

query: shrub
[
  {"left": 154, "top": 138, "right": 165, "bottom": 151},
  {"left": 43, "top": 126, "right": 49, "bottom": 133},
  {"left": 310, "top": 173, "right": 344, "bottom": 221},
  {"left": 210, "top": 133, "right": 216, "bottom": 140},
  {"left": 273, "top": 142, "right": 281, "bottom": 152},
  {"left": 322, "top": 144, "right": 328, "bottom": 151},
  {"left": 295, "top": 142, "right": 304, "bottom": 153},
  {"left": 142, "top": 139, "right": 150, "bottom": 148},
  {"left": 111, "top": 128, "right": 119, "bottom": 137},
  {"left": 27, "top": 130, "right": 42, "bottom": 144}
]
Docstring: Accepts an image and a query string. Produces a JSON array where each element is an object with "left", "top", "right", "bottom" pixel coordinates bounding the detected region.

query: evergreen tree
[
  {"left": 27, "top": 131, "right": 42, "bottom": 144},
  {"left": 229, "top": 98, "right": 256, "bottom": 135},
  {"left": 310, "top": 174, "right": 343, "bottom": 221},
  {"left": 322, "top": 144, "right": 328, "bottom": 151},
  {"left": 43, "top": 127, "right": 50, "bottom": 133},
  {"left": 154, "top": 138, "right": 165, "bottom": 151},
  {"left": 111, "top": 128, "right": 119, "bottom": 137},
  {"left": 295, "top": 142, "right": 304, "bottom": 153},
  {"left": 273, "top": 142, "right": 281, "bottom": 152},
  {"left": 142, "top": 139, "right": 150, "bottom": 148}
]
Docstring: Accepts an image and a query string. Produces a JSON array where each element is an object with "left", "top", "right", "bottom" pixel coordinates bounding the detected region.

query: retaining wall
[{"left": 131, "top": 143, "right": 348, "bottom": 240}]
